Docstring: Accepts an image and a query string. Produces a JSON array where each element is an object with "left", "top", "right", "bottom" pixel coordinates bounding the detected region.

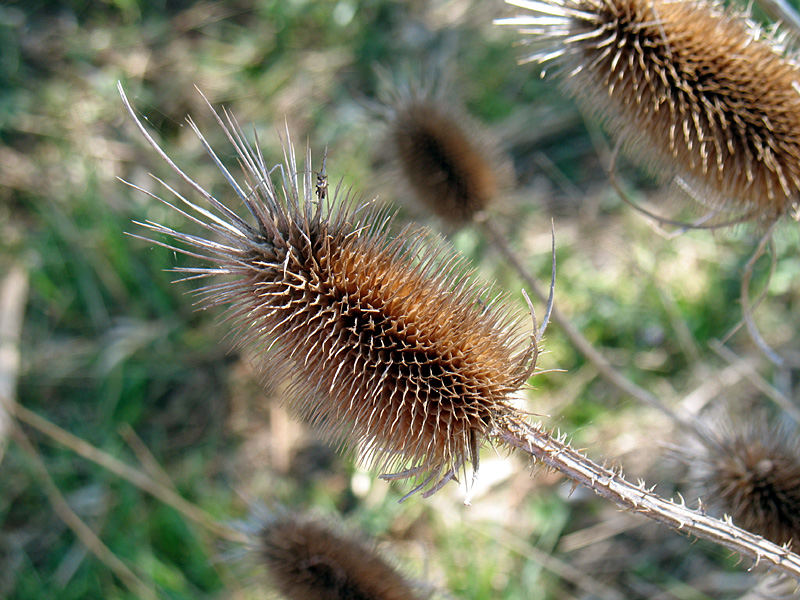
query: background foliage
[{"left": 2, "top": 0, "right": 800, "bottom": 598}]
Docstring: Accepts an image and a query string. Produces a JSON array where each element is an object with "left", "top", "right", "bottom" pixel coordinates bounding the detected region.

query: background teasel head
[
  {"left": 497, "top": 0, "right": 800, "bottom": 224},
  {"left": 679, "top": 411, "right": 800, "bottom": 545},
  {"left": 119, "top": 85, "right": 536, "bottom": 499},
  {"left": 256, "top": 510, "right": 428, "bottom": 600},
  {"left": 373, "top": 68, "right": 514, "bottom": 227}
]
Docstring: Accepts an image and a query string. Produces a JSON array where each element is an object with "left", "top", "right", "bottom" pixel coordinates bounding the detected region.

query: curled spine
[
  {"left": 497, "top": 0, "right": 800, "bottom": 223},
  {"left": 258, "top": 510, "right": 427, "bottom": 600},
  {"left": 118, "top": 83, "right": 536, "bottom": 499}
]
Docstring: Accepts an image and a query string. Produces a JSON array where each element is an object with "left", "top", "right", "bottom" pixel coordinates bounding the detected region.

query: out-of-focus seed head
[
  {"left": 119, "top": 85, "right": 535, "bottom": 498},
  {"left": 259, "top": 511, "right": 426, "bottom": 600},
  {"left": 378, "top": 73, "right": 512, "bottom": 227},
  {"left": 497, "top": 0, "right": 800, "bottom": 223},
  {"left": 684, "top": 415, "right": 800, "bottom": 545}
]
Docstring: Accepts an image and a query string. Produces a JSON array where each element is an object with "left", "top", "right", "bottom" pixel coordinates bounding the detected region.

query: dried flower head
[
  {"left": 497, "top": 0, "right": 800, "bottom": 223},
  {"left": 119, "top": 84, "right": 535, "bottom": 498},
  {"left": 258, "top": 511, "right": 426, "bottom": 600},
  {"left": 378, "top": 74, "right": 511, "bottom": 226},
  {"left": 684, "top": 415, "right": 800, "bottom": 545}
]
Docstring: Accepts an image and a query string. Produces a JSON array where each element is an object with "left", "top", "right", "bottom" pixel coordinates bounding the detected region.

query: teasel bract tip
[
  {"left": 497, "top": 0, "right": 800, "bottom": 223},
  {"left": 118, "top": 83, "right": 536, "bottom": 499}
]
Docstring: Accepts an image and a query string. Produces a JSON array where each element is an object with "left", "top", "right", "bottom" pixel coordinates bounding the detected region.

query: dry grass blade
[
  {"left": 469, "top": 521, "right": 627, "bottom": 600},
  {"left": 709, "top": 341, "right": 800, "bottom": 425},
  {"left": 10, "top": 400, "right": 248, "bottom": 544},
  {"left": 10, "top": 425, "right": 158, "bottom": 600},
  {"left": 0, "top": 265, "right": 28, "bottom": 464}
]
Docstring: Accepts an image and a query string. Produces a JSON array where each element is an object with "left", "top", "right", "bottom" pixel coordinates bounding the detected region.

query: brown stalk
[
  {"left": 10, "top": 424, "right": 159, "bottom": 600},
  {"left": 477, "top": 215, "right": 709, "bottom": 440}
]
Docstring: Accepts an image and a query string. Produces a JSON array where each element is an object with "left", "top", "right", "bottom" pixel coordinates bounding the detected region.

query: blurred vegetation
[{"left": 2, "top": 0, "right": 800, "bottom": 598}]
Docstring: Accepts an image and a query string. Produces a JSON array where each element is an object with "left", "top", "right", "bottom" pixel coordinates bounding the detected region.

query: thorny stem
[
  {"left": 498, "top": 418, "right": 800, "bottom": 581},
  {"left": 478, "top": 216, "right": 709, "bottom": 441}
]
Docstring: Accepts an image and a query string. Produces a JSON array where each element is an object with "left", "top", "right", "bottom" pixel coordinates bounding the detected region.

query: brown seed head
[
  {"left": 498, "top": 0, "right": 800, "bottom": 222},
  {"left": 119, "top": 85, "right": 534, "bottom": 497},
  {"left": 391, "top": 99, "right": 499, "bottom": 224},
  {"left": 259, "top": 512, "right": 425, "bottom": 600},
  {"left": 378, "top": 73, "right": 511, "bottom": 226},
  {"left": 687, "top": 416, "right": 800, "bottom": 545}
]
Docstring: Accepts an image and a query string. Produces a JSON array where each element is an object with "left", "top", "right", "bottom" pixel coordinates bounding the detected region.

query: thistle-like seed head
[
  {"left": 498, "top": 0, "right": 800, "bottom": 223},
  {"left": 685, "top": 416, "right": 800, "bottom": 545},
  {"left": 391, "top": 100, "right": 498, "bottom": 224},
  {"left": 119, "top": 85, "right": 534, "bottom": 497},
  {"left": 378, "top": 74, "right": 510, "bottom": 226},
  {"left": 258, "top": 512, "right": 426, "bottom": 600}
]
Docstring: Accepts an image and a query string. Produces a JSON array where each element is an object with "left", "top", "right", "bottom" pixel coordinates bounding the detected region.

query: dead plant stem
[{"left": 499, "top": 419, "right": 800, "bottom": 581}]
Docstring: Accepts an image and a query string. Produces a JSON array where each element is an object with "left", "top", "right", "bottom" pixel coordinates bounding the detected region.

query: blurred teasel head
[
  {"left": 258, "top": 511, "right": 427, "bottom": 600},
  {"left": 375, "top": 70, "right": 512, "bottom": 227},
  {"left": 497, "top": 0, "right": 800, "bottom": 223},
  {"left": 118, "top": 84, "right": 537, "bottom": 499},
  {"left": 682, "top": 413, "right": 800, "bottom": 545}
]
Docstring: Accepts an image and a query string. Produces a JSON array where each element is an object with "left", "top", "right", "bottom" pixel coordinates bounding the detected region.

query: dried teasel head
[
  {"left": 376, "top": 72, "right": 512, "bottom": 227},
  {"left": 257, "top": 511, "right": 427, "bottom": 600},
  {"left": 119, "top": 84, "right": 536, "bottom": 499},
  {"left": 681, "top": 413, "right": 800, "bottom": 545},
  {"left": 497, "top": 0, "right": 800, "bottom": 224}
]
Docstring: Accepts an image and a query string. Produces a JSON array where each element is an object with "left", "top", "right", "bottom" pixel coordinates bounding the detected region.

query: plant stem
[{"left": 498, "top": 417, "right": 800, "bottom": 581}]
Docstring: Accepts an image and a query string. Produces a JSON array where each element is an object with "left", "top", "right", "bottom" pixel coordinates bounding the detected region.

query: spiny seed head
[
  {"left": 685, "top": 416, "right": 800, "bottom": 545},
  {"left": 380, "top": 75, "right": 510, "bottom": 226},
  {"left": 259, "top": 512, "right": 426, "bottom": 600},
  {"left": 498, "top": 0, "right": 800, "bottom": 223},
  {"left": 119, "top": 85, "right": 535, "bottom": 497}
]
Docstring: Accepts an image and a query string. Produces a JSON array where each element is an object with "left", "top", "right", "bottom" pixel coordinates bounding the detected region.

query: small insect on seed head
[
  {"left": 497, "top": 0, "right": 800, "bottom": 224},
  {"left": 258, "top": 511, "right": 427, "bottom": 600},
  {"left": 118, "top": 83, "right": 537, "bottom": 499},
  {"left": 376, "top": 70, "right": 512, "bottom": 227},
  {"left": 682, "top": 413, "right": 800, "bottom": 545}
]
